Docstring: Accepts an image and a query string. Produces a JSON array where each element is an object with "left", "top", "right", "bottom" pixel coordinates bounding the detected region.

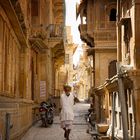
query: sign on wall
[{"left": 40, "top": 81, "right": 46, "bottom": 97}]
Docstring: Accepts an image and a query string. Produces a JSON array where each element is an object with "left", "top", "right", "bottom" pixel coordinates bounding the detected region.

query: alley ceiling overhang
[{"left": 0, "top": 0, "right": 28, "bottom": 48}]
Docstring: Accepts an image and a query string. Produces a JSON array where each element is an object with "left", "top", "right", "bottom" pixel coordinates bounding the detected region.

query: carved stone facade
[
  {"left": 78, "top": 0, "right": 140, "bottom": 139},
  {"left": 0, "top": 0, "right": 65, "bottom": 139},
  {"left": 77, "top": 0, "right": 117, "bottom": 126},
  {"left": 77, "top": 0, "right": 117, "bottom": 87}
]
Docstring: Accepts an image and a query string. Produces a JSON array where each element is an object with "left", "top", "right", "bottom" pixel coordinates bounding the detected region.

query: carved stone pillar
[{"left": 128, "top": 70, "right": 140, "bottom": 139}]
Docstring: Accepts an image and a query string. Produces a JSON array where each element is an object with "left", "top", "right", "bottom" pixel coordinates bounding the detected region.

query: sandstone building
[
  {"left": 77, "top": 0, "right": 140, "bottom": 139},
  {"left": 77, "top": 0, "right": 117, "bottom": 121},
  {"left": 0, "top": 0, "right": 65, "bottom": 139}
]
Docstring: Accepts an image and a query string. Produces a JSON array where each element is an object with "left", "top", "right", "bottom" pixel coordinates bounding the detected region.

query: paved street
[{"left": 21, "top": 103, "right": 91, "bottom": 140}]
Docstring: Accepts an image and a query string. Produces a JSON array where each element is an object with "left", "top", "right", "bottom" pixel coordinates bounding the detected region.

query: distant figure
[{"left": 60, "top": 84, "right": 79, "bottom": 140}]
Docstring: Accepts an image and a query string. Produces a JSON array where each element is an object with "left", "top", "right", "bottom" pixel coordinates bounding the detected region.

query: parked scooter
[
  {"left": 86, "top": 108, "right": 96, "bottom": 132},
  {"left": 39, "top": 101, "right": 55, "bottom": 127}
]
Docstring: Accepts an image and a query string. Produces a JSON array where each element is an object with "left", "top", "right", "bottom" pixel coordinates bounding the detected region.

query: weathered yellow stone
[{"left": 0, "top": 0, "right": 65, "bottom": 139}]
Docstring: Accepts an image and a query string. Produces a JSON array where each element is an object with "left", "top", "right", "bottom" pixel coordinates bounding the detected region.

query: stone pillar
[
  {"left": 135, "top": 1, "right": 140, "bottom": 69},
  {"left": 0, "top": 16, "right": 3, "bottom": 92},
  {"left": 117, "top": 0, "right": 122, "bottom": 61},
  {"left": 19, "top": 48, "right": 31, "bottom": 100},
  {"left": 129, "top": 70, "right": 140, "bottom": 139},
  {"left": 38, "top": 53, "right": 48, "bottom": 102},
  {"left": 51, "top": 58, "right": 55, "bottom": 96},
  {"left": 46, "top": 48, "right": 53, "bottom": 97}
]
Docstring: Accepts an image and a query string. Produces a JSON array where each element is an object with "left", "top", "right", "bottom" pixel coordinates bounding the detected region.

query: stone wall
[
  {"left": 0, "top": 0, "right": 65, "bottom": 139},
  {"left": 0, "top": 100, "right": 33, "bottom": 140},
  {"left": 0, "top": 4, "right": 33, "bottom": 140},
  {"left": 95, "top": 50, "right": 116, "bottom": 87}
]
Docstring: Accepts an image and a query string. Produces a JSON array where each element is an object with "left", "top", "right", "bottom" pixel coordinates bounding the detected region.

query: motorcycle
[
  {"left": 39, "top": 101, "right": 55, "bottom": 127},
  {"left": 85, "top": 108, "right": 96, "bottom": 132}
]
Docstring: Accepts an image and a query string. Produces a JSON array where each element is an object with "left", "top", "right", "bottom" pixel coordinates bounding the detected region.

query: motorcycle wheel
[
  {"left": 44, "top": 121, "right": 48, "bottom": 127},
  {"left": 41, "top": 118, "right": 48, "bottom": 127},
  {"left": 47, "top": 111, "right": 54, "bottom": 124},
  {"left": 48, "top": 119, "right": 53, "bottom": 124}
]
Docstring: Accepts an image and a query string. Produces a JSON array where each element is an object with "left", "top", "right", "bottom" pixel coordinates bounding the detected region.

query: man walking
[{"left": 60, "top": 84, "right": 79, "bottom": 140}]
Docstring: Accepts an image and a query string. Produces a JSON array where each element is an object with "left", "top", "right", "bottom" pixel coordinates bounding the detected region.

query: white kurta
[{"left": 60, "top": 92, "right": 75, "bottom": 121}]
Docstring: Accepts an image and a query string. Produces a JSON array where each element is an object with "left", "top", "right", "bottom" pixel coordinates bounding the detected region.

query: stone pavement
[{"left": 21, "top": 103, "right": 92, "bottom": 140}]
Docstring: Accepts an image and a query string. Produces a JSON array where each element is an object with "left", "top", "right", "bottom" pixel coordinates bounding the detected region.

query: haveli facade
[
  {"left": 77, "top": 0, "right": 140, "bottom": 139},
  {"left": 0, "top": 0, "right": 65, "bottom": 139},
  {"left": 77, "top": 0, "right": 117, "bottom": 125}
]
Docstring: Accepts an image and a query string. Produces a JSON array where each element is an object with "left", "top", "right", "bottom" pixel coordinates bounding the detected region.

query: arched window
[
  {"left": 108, "top": 60, "right": 117, "bottom": 78},
  {"left": 31, "top": 0, "right": 39, "bottom": 16},
  {"left": 110, "top": 8, "right": 116, "bottom": 21}
]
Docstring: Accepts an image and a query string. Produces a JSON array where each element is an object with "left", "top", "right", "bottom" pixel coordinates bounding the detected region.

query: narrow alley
[
  {"left": 1, "top": 0, "right": 140, "bottom": 139},
  {"left": 21, "top": 103, "right": 91, "bottom": 140}
]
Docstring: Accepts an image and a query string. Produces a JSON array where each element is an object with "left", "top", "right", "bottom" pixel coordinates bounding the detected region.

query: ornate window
[
  {"left": 110, "top": 8, "right": 116, "bottom": 21},
  {"left": 108, "top": 60, "right": 117, "bottom": 79},
  {"left": 105, "top": 2, "right": 117, "bottom": 21},
  {"left": 31, "top": 0, "right": 39, "bottom": 16},
  {"left": 120, "top": 17, "right": 132, "bottom": 64}
]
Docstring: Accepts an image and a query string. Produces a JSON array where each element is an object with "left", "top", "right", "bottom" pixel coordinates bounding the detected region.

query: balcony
[
  {"left": 79, "top": 24, "right": 94, "bottom": 47},
  {"left": 29, "top": 24, "right": 64, "bottom": 46},
  {"left": 94, "top": 31, "right": 116, "bottom": 41},
  {"left": 47, "top": 24, "right": 63, "bottom": 39},
  {"left": 87, "top": 21, "right": 117, "bottom": 41},
  {"left": 30, "top": 24, "right": 63, "bottom": 39},
  {"left": 29, "top": 25, "right": 48, "bottom": 53},
  {"left": 78, "top": 21, "right": 116, "bottom": 47},
  {"left": 30, "top": 26, "right": 47, "bottom": 40},
  {"left": 92, "top": 21, "right": 116, "bottom": 30}
]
